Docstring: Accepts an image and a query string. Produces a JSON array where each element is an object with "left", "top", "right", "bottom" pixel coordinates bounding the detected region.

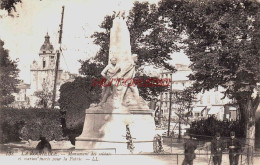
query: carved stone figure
[
  {"left": 117, "top": 54, "right": 139, "bottom": 106},
  {"left": 98, "top": 57, "right": 120, "bottom": 107}
]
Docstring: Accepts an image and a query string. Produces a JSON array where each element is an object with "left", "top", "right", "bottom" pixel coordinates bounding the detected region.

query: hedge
[
  {"left": 187, "top": 116, "right": 245, "bottom": 140},
  {"left": 0, "top": 108, "right": 64, "bottom": 143}
]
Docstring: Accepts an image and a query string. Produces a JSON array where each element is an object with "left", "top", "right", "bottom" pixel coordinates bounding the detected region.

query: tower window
[
  {"left": 43, "top": 51, "right": 46, "bottom": 54},
  {"left": 50, "top": 56, "right": 55, "bottom": 63},
  {"left": 43, "top": 60, "right": 46, "bottom": 68},
  {"left": 200, "top": 95, "right": 203, "bottom": 104},
  {"left": 207, "top": 95, "right": 211, "bottom": 104}
]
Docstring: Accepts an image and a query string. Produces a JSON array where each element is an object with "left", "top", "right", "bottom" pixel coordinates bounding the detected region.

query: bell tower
[
  {"left": 30, "top": 33, "right": 58, "bottom": 93},
  {"left": 39, "top": 32, "right": 56, "bottom": 70}
]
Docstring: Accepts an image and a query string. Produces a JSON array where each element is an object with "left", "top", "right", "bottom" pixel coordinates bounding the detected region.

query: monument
[{"left": 75, "top": 10, "right": 156, "bottom": 153}]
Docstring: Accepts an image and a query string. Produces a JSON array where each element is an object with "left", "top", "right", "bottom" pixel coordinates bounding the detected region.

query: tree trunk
[
  {"left": 246, "top": 118, "right": 255, "bottom": 165},
  {"left": 239, "top": 95, "right": 259, "bottom": 165}
]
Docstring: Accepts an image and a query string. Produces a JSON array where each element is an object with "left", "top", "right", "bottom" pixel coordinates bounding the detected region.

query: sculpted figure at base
[
  {"left": 117, "top": 54, "right": 140, "bottom": 106},
  {"left": 98, "top": 54, "right": 140, "bottom": 107},
  {"left": 98, "top": 57, "right": 120, "bottom": 107},
  {"left": 94, "top": 10, "right": 148, "bottom": 110}
]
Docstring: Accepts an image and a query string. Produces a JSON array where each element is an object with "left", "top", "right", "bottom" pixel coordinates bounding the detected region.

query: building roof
[{"left": 39, "top": 33, "right": 54, "bottom": 54}]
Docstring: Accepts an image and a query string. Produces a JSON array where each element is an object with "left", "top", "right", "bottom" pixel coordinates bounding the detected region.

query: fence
[{"left": 161, "top": 136, "right": 256, "bottom": 165}]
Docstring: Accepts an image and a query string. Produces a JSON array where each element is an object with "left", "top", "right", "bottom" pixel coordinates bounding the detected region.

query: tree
[
  {"left": 58, "top": 74, "right": 102, "bottom": 125},
  {"left": 171, "top": 88, "right": 197, "bottom": 138},
  {"left": 58, "top": 74, "right": 102, "bottom": 144},
  {"left": 59, "top": 76, "right": 102, "bottom": 113},
  {"left": 34, "top": 82, "right": 52, "bottom": 108},
  {"left": 159, "top": 0, "right": 260, "bottom": 156},
  {"left": 0, "top": 0, "right": 21, "bottom": 13},
  {"left": 0, "top": 39, "right": 20, "bottom": 107},
  {"left": 173, "top": 88, "right": 197, "bottom": 119}
]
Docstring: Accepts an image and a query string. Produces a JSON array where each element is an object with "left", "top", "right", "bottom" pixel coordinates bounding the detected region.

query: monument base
[{"left": 75, "top": 107, "right": 156, "bottom": 153}]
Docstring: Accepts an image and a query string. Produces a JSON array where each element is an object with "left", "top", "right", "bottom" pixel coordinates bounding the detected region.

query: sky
[{"left": 0, "top": 0, "right": 190, "bottom": 84}]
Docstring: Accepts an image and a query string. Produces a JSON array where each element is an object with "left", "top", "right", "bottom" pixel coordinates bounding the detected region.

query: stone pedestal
[{"left": 75, "top": 103, "right": 155, "bottom": 153}]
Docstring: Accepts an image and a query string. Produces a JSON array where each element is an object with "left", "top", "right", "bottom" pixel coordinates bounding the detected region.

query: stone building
[
  {"left": 195, "top": 87, "right": 237, "bottom": 121},
  {"left": 9, "top": 82, "right": 30, "bottom": 109},
  {"left": 30, "top": 32, "right": 59, "bottom": 93},
  {"left": 159, "top": 64, "right": 192, "bottom": 117},
  {"left": 158, "top": 64, "right": 237, "bottom": 121}
]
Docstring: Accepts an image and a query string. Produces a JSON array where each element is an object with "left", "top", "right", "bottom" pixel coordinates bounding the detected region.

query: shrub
[
  {"left": 0, "top": 108, "right": 63, "bottom": 143},
  {"left": 58, "top": 77, "right": 102, "bottom": 144},
  {"left": 61, "top": 108, "right": 85, "bottom": 145},
  {"left": 187, "top": 116, "right": 245, "bottom": 140}
]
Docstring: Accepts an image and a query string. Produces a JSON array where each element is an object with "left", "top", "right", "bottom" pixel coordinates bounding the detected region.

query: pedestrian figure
[
  {"left": 182, "top": 135, "right": 197, "bottom": 165},
  {"left": 36, "top": 136, "right": 52, "bottom": 153},
  {"left": 153, "top": 134, "right": 164, "bottom": 153},
  {"left": 154, "top": 110, "right": 159, "bottom": 126},
  {"left": 211, "top": 132, "right": 225, "bottom": 165},
  {"left": 227, "top": 131, "right": 241, "bottom": 165}
]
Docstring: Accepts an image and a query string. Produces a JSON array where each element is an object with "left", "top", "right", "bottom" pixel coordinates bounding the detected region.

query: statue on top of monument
[
  {"left": 115, "top": 10, "right": 125, "bottom": 19},
  {"left": 114, "top": 0, "right": 126, "bottom": 19}
]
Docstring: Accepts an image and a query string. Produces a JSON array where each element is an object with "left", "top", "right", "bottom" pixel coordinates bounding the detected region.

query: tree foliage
[
  {"left": 173, "top": 88, "right": 197, "bottom": 113},
  {"left": 59, "top": 60, "right": 103, "bottom": 113},
  {"left": 188, "top": 116, "right": 245, "bottom": 140},
  {"left": 58, "top": 76, "right": 102, "bottom": 129},
  {"left": 0, "top": 40, "right": 20, "bottom": 107},
  {"left": 34, "top": 82, "right": 52, "bottom": 108},
  {"left": 0, "top": 0, "right": 21, "bottom": 13}
]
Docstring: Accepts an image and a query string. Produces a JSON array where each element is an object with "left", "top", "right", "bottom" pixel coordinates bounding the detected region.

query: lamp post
[
  {"left": 159, "top": 95, "right": 163, "bottom": 127},
  {"left": 178, "top": 108, "right": 182, "bottom": 140},
  {"left": 171, "top": 89, "right": 183, "bottom": 141},
  {"left": 167, "top": 73, "right": 173, "bottom": 137}
]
